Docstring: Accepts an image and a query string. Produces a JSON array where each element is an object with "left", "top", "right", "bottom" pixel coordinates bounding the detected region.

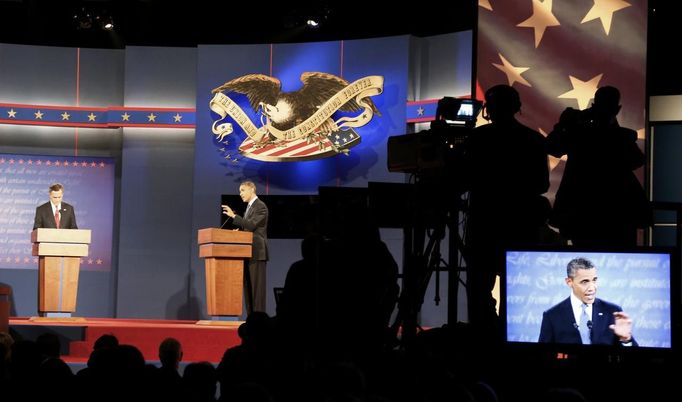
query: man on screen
[
  {"left": 33, "top": 183, "right": 78, "bottom": 230},
  {"left": 538, "top": 257, "right": 637, "bottom": 346}
]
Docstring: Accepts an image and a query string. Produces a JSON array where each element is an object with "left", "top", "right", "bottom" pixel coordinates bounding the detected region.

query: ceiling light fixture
[
  {"left": 73, "top": 7, "right": 93, "bottom": 30},
  {"left": 98, "top": 15, "right": 114, "bottom": 31}
]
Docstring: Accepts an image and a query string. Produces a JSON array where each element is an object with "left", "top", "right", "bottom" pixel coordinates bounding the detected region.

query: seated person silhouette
[{"left": 278, "top": 208, "right": 399, "bottom": 361}]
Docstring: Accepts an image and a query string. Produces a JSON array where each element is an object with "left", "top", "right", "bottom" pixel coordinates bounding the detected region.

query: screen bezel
[{"left": 500, "top": 245, "right": 678, "bottom": 358}]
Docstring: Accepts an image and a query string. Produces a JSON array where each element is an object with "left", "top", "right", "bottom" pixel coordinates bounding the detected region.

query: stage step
[{"left": 9, "top": 317, "right": 243, "bottom": 363}]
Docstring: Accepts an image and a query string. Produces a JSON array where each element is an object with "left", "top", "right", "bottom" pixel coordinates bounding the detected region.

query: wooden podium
[
  {"left": 31, "top": 228, "right": 91, "bottom": 318},
  {"left": 197, "top": 228, "right": 252, "bottom": 322}
]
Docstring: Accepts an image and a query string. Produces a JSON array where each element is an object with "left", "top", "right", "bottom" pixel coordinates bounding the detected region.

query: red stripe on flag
[
  {"left": 268, "top": 140, "right": 314, "bottom": 157},
  {"left": 291, "top": 140, "right": 333, "bottom": 156}
]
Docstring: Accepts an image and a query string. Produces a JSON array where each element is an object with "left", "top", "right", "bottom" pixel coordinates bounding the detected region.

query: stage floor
[{"left": 9, "top": 317, "right": 243, "bottom": 363}]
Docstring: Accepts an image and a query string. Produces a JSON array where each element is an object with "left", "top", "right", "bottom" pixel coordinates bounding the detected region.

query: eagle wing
[
  {"left": 299, "top": 72, "right": 380, "bottom": 115},
  {"left": 211, "top": 74, "right": 281, "bottom": 113}
]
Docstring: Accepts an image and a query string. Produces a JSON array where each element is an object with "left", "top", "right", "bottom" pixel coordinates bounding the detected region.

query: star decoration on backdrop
[
  {"left": 547, "top": 155, "right": 568, "bottom": 172},
  {"left": 479, "top": 0, "right": 492, "bottom": 11},
  {"left": 476, "top": 112, "right": 489, "bottom": 127},
  {"left": 517, "top": 0, "right": 560, "bottom": 48},
  {"left": 545, "top": 138, "right": 567, "bottom": 170},
  {"left": 637, "top": 128, "right": 645, "bottom": 140},
  {"left": 493, "top": 53, "right": 532, "bottom": 87},
  {"left": 558, "top": 73, "right": 603, "bottom": 109},
  {"left": 417, "top": 106, "right": 424, "bottom": 116},
  {"left": 2, "top": 105, "right": 196, "bottom": 127},
  {"left": 581, "top": 0, "right": 631, "bottom": 35}
]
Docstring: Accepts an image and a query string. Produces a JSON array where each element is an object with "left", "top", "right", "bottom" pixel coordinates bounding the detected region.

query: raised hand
[{"left": 609, "top": 311, "right": 633, "bottom": 342}]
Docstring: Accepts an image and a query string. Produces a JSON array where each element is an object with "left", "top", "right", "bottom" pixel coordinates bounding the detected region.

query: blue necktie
[{"left": 579, "top": 303, "right": 591, "bottom": 344}]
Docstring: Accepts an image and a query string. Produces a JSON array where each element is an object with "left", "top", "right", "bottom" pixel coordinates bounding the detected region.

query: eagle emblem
[{"left": 209, "top": 72, "right": 384, "bottom": 162}]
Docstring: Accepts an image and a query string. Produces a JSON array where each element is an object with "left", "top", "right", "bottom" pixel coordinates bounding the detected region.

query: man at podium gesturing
[
  {"left": 33, "top": 183, "right": 78, "bottom": 230},
  {"left": 221, "top": 180, "right": 269, "bottom": 314}
]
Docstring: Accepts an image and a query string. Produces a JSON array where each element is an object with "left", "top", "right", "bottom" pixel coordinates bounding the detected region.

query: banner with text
[{"left": 0, "top": 153, "right": 114, "bottom": 271}]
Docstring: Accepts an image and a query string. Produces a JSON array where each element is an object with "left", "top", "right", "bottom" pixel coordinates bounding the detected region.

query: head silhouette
[
  {"left": 484, "top": 84, "right": 521, "bottom": 122},
  {"left": 592, "top": 85, "right": 621, "bottom": 121}
]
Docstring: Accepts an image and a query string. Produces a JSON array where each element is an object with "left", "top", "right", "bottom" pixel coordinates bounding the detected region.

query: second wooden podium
[
  {"left": 31, "top": 228, "right": 91, "bottom": 318},
  {"left": 197, "top": 228, "right": 252, "bottom": 319}
]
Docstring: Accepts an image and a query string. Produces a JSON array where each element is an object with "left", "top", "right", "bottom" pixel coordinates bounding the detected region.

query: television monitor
[
  {"left": 503, "top": 248, "right": 676, "bottom": 353},
  {"left": 435, "top": 97, "right": 482, "bottom": 125}
]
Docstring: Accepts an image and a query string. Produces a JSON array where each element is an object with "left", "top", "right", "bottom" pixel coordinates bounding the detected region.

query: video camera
[
  {"left": 558, "top": 106, "right": 595, "bottom": 127},
  {"left": 387, "top": 97, "right": 482, "bottom": 173}
]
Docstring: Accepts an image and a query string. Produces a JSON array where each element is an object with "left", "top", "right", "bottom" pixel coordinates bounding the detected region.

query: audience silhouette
[
  {"left": 36, "top": 332, "right": 61, "bottom": 360},
  {"left": 0, "top": 310, "right": 676, "bottom": 402},
  {"left": 217, "top": 311, "right": 276, "bottom": 400},
  {"left": 75, "top": 333, "right": 119, "bottom": 381},
  {"left": 183, "top": 361, "right": 217, "bottom": 401},
  {"left": 277, "top": 204, "right": 399, "bottom": 365},
  {"left": 156, "top": 337, "right": 184, "bottom": 401},
  {"left": 0, "top": 331, "right": 13, "bottom": 383},
  {"left": 547, "top": 85, "right": 651, "bottom": 246}
]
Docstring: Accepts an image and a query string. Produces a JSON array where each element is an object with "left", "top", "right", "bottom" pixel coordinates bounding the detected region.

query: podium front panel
[
  {"left": 38, "top": 256, "right": 80, "bottom": 312},
  {"left": 205, "top": 258, "right": 244, "bottom": 316}
]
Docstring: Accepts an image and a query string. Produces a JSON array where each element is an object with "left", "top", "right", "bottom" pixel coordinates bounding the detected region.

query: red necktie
[{"left": 54, "top": 208, "right": 60, "bottom": 228}]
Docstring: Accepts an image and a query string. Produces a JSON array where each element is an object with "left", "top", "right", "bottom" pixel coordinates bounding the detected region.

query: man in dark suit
[
  {"left": 539, "top": 257, "right": 637, "bottom": 346},
  {"left": 222, "top": 180, "right": 269, "bottom": 314},
  {"left": 33, "top": 183, "right": 78, "bottom": 230}
]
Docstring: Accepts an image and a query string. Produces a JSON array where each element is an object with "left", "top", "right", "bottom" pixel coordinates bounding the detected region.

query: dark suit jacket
[
  {"left": 538, "top": 297, "right": 638, "bottom": 346},
  {"left": 33, "top": 202, "right": 78, "bottom": 230},
  {"left": 232, "top": 197, "right": 268, "bottom": 261}
]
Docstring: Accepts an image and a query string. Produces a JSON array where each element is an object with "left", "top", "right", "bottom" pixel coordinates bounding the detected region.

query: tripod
[{"left": 388, "top": 179, "right": 468, "bottom": 348}]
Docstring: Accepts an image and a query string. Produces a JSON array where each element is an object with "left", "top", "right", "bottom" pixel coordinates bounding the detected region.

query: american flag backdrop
[{"left": 476, "top": 0, "right": 647, "bottom": 200}]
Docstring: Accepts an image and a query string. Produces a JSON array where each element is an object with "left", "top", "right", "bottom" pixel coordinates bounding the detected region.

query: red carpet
[{"left": 9, "top": 317, "right": 243, "bottom": 363}]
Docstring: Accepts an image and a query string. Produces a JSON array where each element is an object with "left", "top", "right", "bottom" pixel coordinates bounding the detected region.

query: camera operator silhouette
[
  {"left": 462, "top": 84, "right": 550, "bottom": 330},
  {"left": 547, "top": 86, "right": 651, "bottom": 247}
]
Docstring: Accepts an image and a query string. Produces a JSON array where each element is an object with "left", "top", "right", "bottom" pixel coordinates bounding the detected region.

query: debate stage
[{"left": 8, "top": 317, "right": 243, "bottom": 363}]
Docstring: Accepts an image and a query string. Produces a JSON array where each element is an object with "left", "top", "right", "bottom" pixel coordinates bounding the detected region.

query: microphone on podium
[{"left": 219, "top": 206, "right": 233, "bottom": 229}]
